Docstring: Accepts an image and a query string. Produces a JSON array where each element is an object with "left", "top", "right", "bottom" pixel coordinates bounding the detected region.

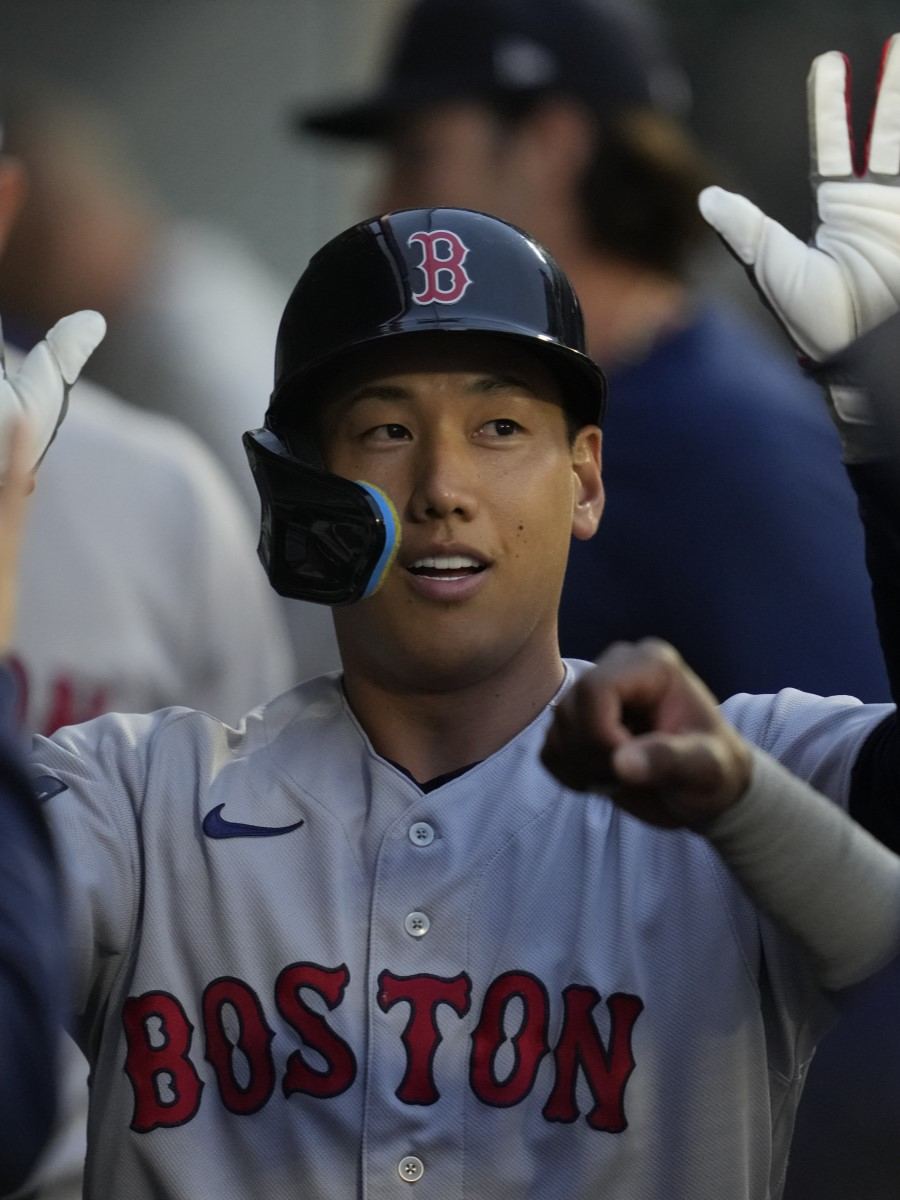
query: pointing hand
[{"left": 541, "top": 639, "right": 753, "bottom": 829}]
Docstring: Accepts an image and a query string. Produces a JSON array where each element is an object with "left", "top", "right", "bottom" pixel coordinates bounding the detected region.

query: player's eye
[
  {"left": 478, "top": 418, "right": 524, "bottom": 438},
  {"left": 365, "top": 422, "right": 412, "bottom": 442}
]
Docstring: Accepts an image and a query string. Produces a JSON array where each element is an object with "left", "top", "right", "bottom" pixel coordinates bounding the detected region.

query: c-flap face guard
[{"left": 243, "top": 428, "right": 399, "bottom": 606}]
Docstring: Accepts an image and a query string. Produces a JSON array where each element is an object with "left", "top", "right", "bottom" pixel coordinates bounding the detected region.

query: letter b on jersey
[{"left": 123, "top": 993, "right": 204, "bottom": 1132}]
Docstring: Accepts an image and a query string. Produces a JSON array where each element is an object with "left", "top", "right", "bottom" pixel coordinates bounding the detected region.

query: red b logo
[{"left": 407, "top": 230, "right": 473, "bottom": 305}]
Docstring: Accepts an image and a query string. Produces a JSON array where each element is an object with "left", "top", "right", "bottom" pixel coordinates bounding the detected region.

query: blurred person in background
[
  {"left": 0, "top": 137, "right": 294, "bottom": 733},
  {"left": 298, "top": 0, "right": 890, "bottom": 703},
  {"left": 0, "top": 128, "right": 295, "bottom": 1200},
  {"left": 0, "top": 85, "right": 281, "bottom": 514},
  {"left": 0, "top": 84, "right": 341, "bottom": 679}
]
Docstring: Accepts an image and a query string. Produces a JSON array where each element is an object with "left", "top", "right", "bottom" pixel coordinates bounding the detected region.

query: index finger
[{"left": 868, "top": 34, "right": 900, "bottom": 176}]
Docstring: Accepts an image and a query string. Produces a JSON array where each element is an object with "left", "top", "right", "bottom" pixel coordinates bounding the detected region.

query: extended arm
[
  {"left": 541, "top": 639, "right": 900, "bottom": 990},
  {"left": 0, "top": 425, "right": 63, "bottom": 1190},
  {"left": 0, "top": 667, "right": 66, "bottom": 1191}
]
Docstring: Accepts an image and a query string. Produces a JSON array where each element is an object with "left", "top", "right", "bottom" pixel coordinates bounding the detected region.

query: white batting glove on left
[
  {"left": 699, "top": 34, "right": 900, "bottom": 461},
  {"left": 0, "top": 309, "right": 107, "bottom": 477}
]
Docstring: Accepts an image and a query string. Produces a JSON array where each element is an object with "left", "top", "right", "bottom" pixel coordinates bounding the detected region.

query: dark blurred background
[
  {"left": 658, "top": 0, "right": 899, "bottom": 231},
  {"left": 0, "top": 0, "right": 895, "bottom": 298}
]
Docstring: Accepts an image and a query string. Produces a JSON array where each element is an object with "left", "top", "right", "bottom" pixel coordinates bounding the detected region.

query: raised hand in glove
[
  {"left": 699, "top": 35, "right": 900, "bottom": 461},
  {"left": 0, "top": 309, "right": 106, "bottom": 477},
  {"left": 0, "top": 310, "right": 105, "bottom": 650}
]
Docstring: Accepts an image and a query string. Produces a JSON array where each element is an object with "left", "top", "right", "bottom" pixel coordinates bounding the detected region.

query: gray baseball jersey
[{"left": 33, "top": 663, "right": 890, "bottom": 1200}]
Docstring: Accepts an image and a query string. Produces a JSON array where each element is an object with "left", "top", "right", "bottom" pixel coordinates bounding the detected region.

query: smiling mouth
[{"left": 406, "top": 554, "right": 488, "bottom": 581}]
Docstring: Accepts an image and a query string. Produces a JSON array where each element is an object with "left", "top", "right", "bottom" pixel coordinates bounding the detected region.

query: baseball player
[{"left": 7, "top": 38, "right": 900, "bottom": 1200}]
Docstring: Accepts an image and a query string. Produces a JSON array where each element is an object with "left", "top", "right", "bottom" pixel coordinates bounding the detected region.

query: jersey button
[
  {"left": 409, "top": 821, "right": 435, "bottom": 846},
  {"left": 404, "top": 911, "right": 431, "bottom": 938},
  {"left": 398, "top": 1155, "right": 425, "bottom": 1183}
]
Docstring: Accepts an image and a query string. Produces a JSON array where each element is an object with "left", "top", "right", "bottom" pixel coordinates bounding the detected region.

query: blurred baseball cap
[{"left": 297, "top": 0, "right": 689, "bottom": 141}]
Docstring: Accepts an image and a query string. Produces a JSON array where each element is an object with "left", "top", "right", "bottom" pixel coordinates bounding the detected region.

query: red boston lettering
[
  {"left": 378, "top": 971, "right": 472, "bottom": 1104},
  {"left": 543, "top": 987, "right": 644, "bottom": 1132},
  {"left": 470, "top": 971, "right": 550, "bottom": 1107},
  {"left": 408, "top": 230, "right": 473, "bottom": 304},
  {"left": 119, "top": 967, "right": 644, "bottom": 1135},
  {"left": 203, "top": 977, "right": 276, "bottom": 1116},
  {"left": 276, "top": 962, "right": 357, "bottom": 1099},
  {"left": 122, "top": 992, "right": 204, "bottom": 1132}
]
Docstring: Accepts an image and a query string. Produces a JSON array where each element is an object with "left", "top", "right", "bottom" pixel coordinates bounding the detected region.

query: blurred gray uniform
[
  {"left": 7, "top": 364, "right": 296, "bottom": 1200},
  {"left": 84, "top": 219, "right": 342, "bottom": 678},
  {"left": 14, "top": 368, "right": 295, "bottom": 731}
]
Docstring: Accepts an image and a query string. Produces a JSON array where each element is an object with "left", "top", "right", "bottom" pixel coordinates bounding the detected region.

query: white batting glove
[
  {"left": 699, "top": 35, "right": 900, "bottom": 461},
  {"left": 0, "top": 309, "right": 107, "bottom": 476}
]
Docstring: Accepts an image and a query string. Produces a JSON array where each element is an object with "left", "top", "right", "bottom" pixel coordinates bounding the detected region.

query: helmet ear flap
[{"left": 243, "top": 428, "right": 400, "bottom": 605}]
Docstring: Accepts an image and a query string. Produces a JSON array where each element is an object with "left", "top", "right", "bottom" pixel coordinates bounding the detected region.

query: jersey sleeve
[
  {"left": 720, "top": 688, "right": 893, "bottom": 805},
  {"left": 30, "top": 712, "right": 155, "bottom": 1042}
]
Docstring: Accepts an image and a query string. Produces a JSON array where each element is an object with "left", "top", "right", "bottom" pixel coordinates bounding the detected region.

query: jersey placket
[{"left": 362, "top": 775, "right": 470, "bottom": 1199}]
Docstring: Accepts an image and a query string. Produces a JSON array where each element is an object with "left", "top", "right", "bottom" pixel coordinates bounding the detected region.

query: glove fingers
[
  {"left": 809, "top": 50, "right": 854, "bottom": 178},
  {"left": 698, "top": 185, "right": 811, "bottom": 290},
  {"left": 8, "top": 311, "right": 106, "bottom": 467},
  {"left": 868, "top": 33, "right": 900, "bottom": 175},
  {"left": 698, "top": 186, "right": 768, "bottom": 265},
  {"left": 9, "top": 342, "right": 70, "bottom": 464},
  {"left": 700, "top": 185, "right": 851, "bottom": 358},
  {"left": 43, "top": 310, "right": 107, "bottom": 386}
]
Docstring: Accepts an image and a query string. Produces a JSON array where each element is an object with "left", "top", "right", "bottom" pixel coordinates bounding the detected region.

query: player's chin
[{"left": 387, "top": 632, "right": 509, "bottom": 694}]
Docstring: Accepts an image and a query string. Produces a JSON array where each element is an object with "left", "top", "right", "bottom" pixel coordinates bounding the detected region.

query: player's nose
[{"left": 407, "top": 431, "right": 479, "bottom": 523}]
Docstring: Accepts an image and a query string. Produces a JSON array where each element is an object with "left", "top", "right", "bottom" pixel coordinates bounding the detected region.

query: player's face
[
  {"left": 319, "top": 334, "right": 603, "bottom": 692},
  {"left": 377, "top": 103, "right": 542, "bottom": 237}
]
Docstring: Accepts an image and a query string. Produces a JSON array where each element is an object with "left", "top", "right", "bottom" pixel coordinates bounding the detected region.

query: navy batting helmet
[{"left": 244, "top": 206, "right": 607, "bottom": 606}]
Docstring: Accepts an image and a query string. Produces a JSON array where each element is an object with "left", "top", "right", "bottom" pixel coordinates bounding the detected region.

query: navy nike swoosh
[
  {"left": 33, "top": 775, "right": 69, "bottom": 803},
  {"left": 202, "top": 804, "right": 304, "bottom": 840}
]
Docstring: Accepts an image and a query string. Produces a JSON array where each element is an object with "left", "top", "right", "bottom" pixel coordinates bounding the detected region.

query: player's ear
[
  {"left": 0, "top": 157, "right": 28, "bottom": 255},
  {"left": 570, "top": 425, "right": 603, "bottom": 540}
]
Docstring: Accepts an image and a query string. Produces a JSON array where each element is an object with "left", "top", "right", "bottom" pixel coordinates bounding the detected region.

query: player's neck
[{"left": 339, "top": 645, "right": 566, "bottom": 784}]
